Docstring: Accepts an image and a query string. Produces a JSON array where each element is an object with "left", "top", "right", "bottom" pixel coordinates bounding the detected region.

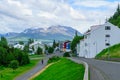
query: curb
[
  {"left": 68, "top": 58, "right": 89, "bottom": 80},
  {"left": 80, "top": 60, "right": 89, "bottom": 80},
  {"left": 28, "top": 63, "right": 54, "bottom": 80}
]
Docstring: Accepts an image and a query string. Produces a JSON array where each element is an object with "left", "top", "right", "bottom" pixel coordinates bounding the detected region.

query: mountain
[
  {"left": 3, "top": 32, "right": 19, "bottom": 37},
  {"left": 4, "top": 25, "right": 82, "bottom": 40},
  {"left": 109, "top": 5, "right": 120, "bottom": 28}
]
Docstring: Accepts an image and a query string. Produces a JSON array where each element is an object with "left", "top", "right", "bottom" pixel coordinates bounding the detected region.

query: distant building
[
  {"left": 59, "top": 41, "right": 71, "bottom": 52},
  {"left": 29, "top": 41, "right": 45, "bottom": 54},
  {"left": 13, "top": 43, "right": 24, "bottom": 50},
  {"left": 78, "top": 22, "right": 120, "bottom": 58}
]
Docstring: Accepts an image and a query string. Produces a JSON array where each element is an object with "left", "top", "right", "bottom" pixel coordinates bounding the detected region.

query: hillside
[
  {"left": 109, "top": 5, "right": 120, "bottom": 28},
  {"left": 95, "top": 43, "right": 120, "bottom": 61}
]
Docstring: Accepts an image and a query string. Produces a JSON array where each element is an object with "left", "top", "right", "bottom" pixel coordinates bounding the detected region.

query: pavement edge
[{"left": 68, "top": 58, "right": 89, "bottom": 80}]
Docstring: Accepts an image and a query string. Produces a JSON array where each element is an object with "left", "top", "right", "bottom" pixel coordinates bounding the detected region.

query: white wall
[{"left": 79, "top": 22, "right": 120, "bottom": 58}]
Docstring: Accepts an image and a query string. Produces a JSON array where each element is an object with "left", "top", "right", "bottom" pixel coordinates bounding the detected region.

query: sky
[{"left": 0, "top": 0, "right": 120, "bottom": 34}]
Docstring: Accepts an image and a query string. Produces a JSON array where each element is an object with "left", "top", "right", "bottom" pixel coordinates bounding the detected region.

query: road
[
  {"left": 70, "top": 57, "right": 120, "bottom": 80},
  {"left": 15, "top": 52, "right": 63, "bottom": 80}
]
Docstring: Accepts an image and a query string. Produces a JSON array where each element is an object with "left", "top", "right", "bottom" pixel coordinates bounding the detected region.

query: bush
[
  {"left": 48, "top": 56, "right": 60, "bottom": 64},
  {"left": 9, "top": 60, "right": 19, "bottom": 71},
  {"left": 63, "top": 52, "right": 70, "bottom": 57}
]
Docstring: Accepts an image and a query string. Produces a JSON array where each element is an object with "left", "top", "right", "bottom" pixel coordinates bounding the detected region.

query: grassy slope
[
  {"left": 33, "top": 58, "right": 85, "bottom": 80},
  {"left": 96, "top": 43, "right": 120, "bottom": 58},
  {"left": 0, "top": 59, "right": 40, "bottom": 80}
]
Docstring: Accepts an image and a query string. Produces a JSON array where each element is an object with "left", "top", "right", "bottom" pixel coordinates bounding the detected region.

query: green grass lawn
[
  {"left": 0, "top": 59, "right": 40, "bottom": 80},
  {"left": 29, "top": 54, "right": 44, "bottom": 60},
  {"left": 96, "top": 43, "right": 120, "bottom": 59},
  {"left": 33, "top": 58, "right": 85, "bottom": 80}
]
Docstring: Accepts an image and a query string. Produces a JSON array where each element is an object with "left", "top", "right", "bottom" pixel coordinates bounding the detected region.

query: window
[
  {"left": 105, "top": 43, "right": 110, "bottom": 46},
  {"left": 105, "top": 34, "right": 110, "bottom": 37},
  {"left": 105, "top": 26, "right": 111, "bottom": 30}
]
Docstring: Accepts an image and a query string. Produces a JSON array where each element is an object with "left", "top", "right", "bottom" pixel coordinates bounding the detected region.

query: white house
[
  {"left": 13, "top": 43, "right": 24, "bottom": 50},
  {"left": 29, "top": 41, "right": 45, "bottom": 54},
  {"left": 78, "top": 22, "right": 120, "bottom": 58}
]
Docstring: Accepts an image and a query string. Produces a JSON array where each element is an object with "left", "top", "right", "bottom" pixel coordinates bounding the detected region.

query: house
[
  {"left": 29, "top": 41, "right": 45, "bottom": 54},
  {"left": 59, "top": 41, "right": 71, "bottom": 52},
  {"left": 13, "top": 43, "right": 24, "bottom": 50},
  {"left": 78, "top": 22, "right": 120, "bottom": 58}
]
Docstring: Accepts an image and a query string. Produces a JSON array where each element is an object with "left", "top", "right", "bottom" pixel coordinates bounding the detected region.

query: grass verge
[
  {"left": 0, "top": 59, "right": 40, "bottom": 80},
  {"left": 95, "top": 43, "right": 120, "bottom": 61},
  {"left": 33, "top": 58, "right": 85, "bottom": 80}
]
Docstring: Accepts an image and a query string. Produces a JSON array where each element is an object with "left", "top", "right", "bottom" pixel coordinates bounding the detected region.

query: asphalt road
[
  {"left": 15, "top": 52, "right": 63, "bottom": 80},
  {"left": 71, "top": 57, "right": 120, "bottom": 80}
]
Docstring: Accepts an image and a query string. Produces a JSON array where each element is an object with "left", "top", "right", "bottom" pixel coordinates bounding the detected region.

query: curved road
[
  {"left": 15, "top": 52, "right": 63, "bottom": 80},
  {"left": 70, "top": 57, "right": 120, "bottom": 80}
]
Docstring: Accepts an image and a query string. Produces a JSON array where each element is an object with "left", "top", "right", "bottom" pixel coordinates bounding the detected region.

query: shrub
[
  {"left": 9, "top": 60, "right": 19, "bottom": 71},
  {"left": 48, "top": 56, "right": 60, "bottom": 64},
  {"left": 63, "top": 52, "right": 70, "bottom": 57}
]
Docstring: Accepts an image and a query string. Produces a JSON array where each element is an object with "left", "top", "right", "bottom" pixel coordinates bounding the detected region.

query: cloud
[{"left": 0, "top": 0, "right": 120, "bottom": 34}]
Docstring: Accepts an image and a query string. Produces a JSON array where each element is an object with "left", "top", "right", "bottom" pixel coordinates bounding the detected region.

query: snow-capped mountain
[{"left": 3, "top": 25, "right": 82, "bottom": 40}]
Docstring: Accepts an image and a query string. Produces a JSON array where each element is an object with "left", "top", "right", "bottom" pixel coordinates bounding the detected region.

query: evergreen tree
[
  {"left": 19, "top": 41, "right": 24, "bottom": 45},
  {"left": 0, "top": 37, "right": 8, "bottom": 48},
  {"left": 109, "top": 4, "right": 120, "bottom": 27},
  {"left": 48, "top": 47, "right": 54, "bottom": 53},
  {"left": 36, "top": 47, "right": 43, "bottom": 55},
  {"left": 53, "top": 40, "right": 56, "bottom": 48}
]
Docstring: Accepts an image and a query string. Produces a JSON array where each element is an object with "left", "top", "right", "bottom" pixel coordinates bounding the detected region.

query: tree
[
  {"left": 9, "top": 60, "right": 19, "bottom": 72},
  {"left": 19, "top": 41, "right": 24, "bottom": 45},
  {"left": 0, "top": 37, "right": 30, "bottom": 67},
  {"left": 28, "top": 38, "right": 34, "bottom": 44},
  {"left": 53, "top": 40, "right": 56, "bottom": 48},
  {"left": 48, "top": 47, "right": 54, "bottom": 53},
  {"left": 44, "top": 44, "right": 48, "bottom": 50},
  {"left": 0, "top": 47, "right": 8, "bottom": 66},
  {"left": 109, "top": 4, "right": 120, "bottom": 28},
  {"left": 36, "top": 47, "right": 43, "bottom": 55},
  {"left": 71, "top": 36, "right": 84, "bottom": 53},
  {"left": 23, "top": 44, "right": 29, "bottom": 53},
  {"left": 0, "top": 37, "right": 8, "bottom": 48}
]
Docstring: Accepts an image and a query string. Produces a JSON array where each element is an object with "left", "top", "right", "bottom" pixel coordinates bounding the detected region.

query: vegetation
[
  {"left": 33, "top": 58, "right": 85, "bottom": 80},
  {"left": 0, "top": 59, "right": 40, "bottom": 80},
  {"left": 28, "top": 38, "right": 34, "bottom": 44},
  {"left": 95, "top": 43, "right": 120, "bottom": 60},
  {"left": 47, "top": 56, "right": 60, "bottom": 64},
  {"left": 9, "top": 60, "right": 19, "bottom": 71},
  {"left": 0, "top": 37, "right": 30, "bottom": 66},
  {"left": 29, "top": 54, "right": 44, "bottom": 60},
  {"left": 35, "top": 47, "right": 43, "bottom": 55},
  {"left": 63, "top": 52, "right": 70, "bottom": 57},
  {"left": 109, "top": 4, "right": 120, "bottom": 28},
  {"left": 52, "top": 40, "right": 59, "bottom": 48},
  {"left": 71, "top": 34, "right": 83, "bottom": 54},
  {"left": 19, "top": 41, "right": 24, "bottom": 45},
  {"left": 48, "top": 47, "right": 54, "bottom": 53}
]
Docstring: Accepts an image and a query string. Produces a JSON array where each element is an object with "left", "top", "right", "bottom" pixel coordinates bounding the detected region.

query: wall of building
[{"left": 78, "top": 22, "right": 120, "bottom": 58}]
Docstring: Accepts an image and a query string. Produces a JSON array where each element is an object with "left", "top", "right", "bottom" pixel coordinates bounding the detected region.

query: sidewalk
[{"left": 15, "top": 55, "right": 53, "bottom": 80}]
